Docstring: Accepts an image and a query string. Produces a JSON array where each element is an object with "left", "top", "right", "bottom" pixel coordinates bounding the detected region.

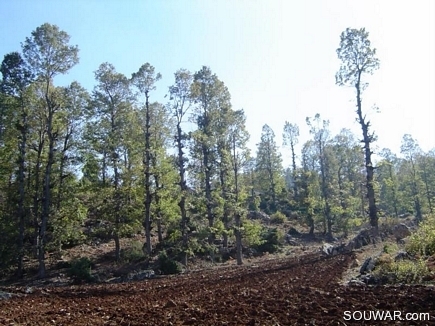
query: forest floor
[{"left": 1, "top": 224, "right": 435, "bottom": 325}]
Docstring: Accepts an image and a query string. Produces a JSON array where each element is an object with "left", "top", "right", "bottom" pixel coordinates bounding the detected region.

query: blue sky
[{"left": 1, "top": 0, "right": 434, "bottom": 166}]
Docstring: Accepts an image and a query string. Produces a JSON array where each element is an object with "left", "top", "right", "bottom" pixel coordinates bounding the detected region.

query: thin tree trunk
[
  {"left": 143, "top": 92, "right": 152, "bottom": 255},
  {"left": 233, "top": 144, "right": 243, "bottom": 265},
  {"left": 39, "top": 108, "right": 55, "bottom": 278},
  {"left": 16, "top": 108, "right": 27, "bottom": 278},
  {"left": 356, "top": 74, "right": 378, "bottom": 230},
  {"left": 177, "top": 123, "right": 189, "bottom": 266}
]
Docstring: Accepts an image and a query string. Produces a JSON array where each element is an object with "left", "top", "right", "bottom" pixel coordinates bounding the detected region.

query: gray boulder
[
  {"left": 0, "top": 291, "right": 12, "bottom": 300},
  {"left": 360, "top": 257, "right": 376, "bottom": 274},
  {"left": 247, "top": 211, "right": 271, "bottom": 222},
  {"left": 392, "top": 224, "right": 411, "bottom": 242},
  {"left": 394, "top": 250, "right": 411, "bottom": 262},
  {"left": 321, "top": 243, "right": 345, "bottom": 256}
]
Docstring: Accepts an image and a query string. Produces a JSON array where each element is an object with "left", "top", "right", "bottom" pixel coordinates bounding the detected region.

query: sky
[{"left": 1, "top": 0, "right": 434, "bottom": 167}]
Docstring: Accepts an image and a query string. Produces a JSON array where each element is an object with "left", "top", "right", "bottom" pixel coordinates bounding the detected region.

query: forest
[{"left": 0, "top": 23, "right": 434, "bottom": 279}]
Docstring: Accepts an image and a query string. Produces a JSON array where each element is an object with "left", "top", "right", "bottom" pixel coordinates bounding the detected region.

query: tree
[
  {"left": 131, "top": 63, "right": 161, "bottom": 256},
  {"left": 0, "top": 52, "right": 34, "bottom": 277},
  {"left": 401, "top": 134, "right": 423, "bottom": 221},
  {"left": 330, "top": 129, "right": 364, "bottom": 235},
  {"left": 190, "top": 66, "right": 231, "bottom": 245},
  {"left": 336, "top": 27, "right": 380, "bottom": 230},
  {"left": 88, "top": 62, "right": 132, "bottom": 261},
  {"left": 22, "top": 23, "right": 79, "bottom": 278},
  {"left": 283, "top": 121, "right": 299, "bottom": 196},
  {"left": 255, "top": 124, "right": 284, "bottom": 213},
  {"left": 377, "top": 148, "right": 400, "bottom": 218},
  {"left": 168, "top": 69, "right": 193, "bottom": 266},
  {"left": 228, "top": 110, "right": 250, "bottom": 265},
  {"left": 306, "top": 114, "right": 334, "bottom": 237}
]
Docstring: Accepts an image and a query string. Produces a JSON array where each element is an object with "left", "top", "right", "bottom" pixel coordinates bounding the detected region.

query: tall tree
[
  {"left": 377, "top": 148, "right": 400, "bottom": 218},
  {"left": 255, "top": 124, "right": 283, "bottom": 213},
  {"left": 22, "top": 23, "right": 79, "bottom": 277},
  {"left": 283, "top": 121, "right": 299, "bottom": 197},
  {"left": 131, "top": 63, "right": 161, "bottom": 255},
  {"left": 0, "top": 52, "right": 34, "bottom": 277},
  {"left": 228, "top": 109, "right": 250, "bottom": 265},
  {"left": 306, "top": 114, "right": 333, "bottom": 237},
  {"left": 190, "top": 66, "right": 231, "bottom": 244},
  {"left": 168, "top": 69, "right": 193, "bottom": 266},
  {"left": 336, "top": 27, "right": 380, "bottom": 230},
  {"left": 400, "top": 134, "right": 423, "bottom": 221},
  {"left": 89, "top": 62, "right": 132, "bottom": 261}
]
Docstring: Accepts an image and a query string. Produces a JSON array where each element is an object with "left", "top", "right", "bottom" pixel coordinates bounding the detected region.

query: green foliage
[
  {"left": 241, "top": 220, "right": 264, "bottom": 247},
  {"left": 67, "top": 257, "right": 94, "bottom": 283},
  {"left": 406, "top": 215, "right": 435, "bottom": 256},
  {"left": 255, "top": 227, "right": 283, "bottom": 254},
  {"left": 270, "top": 211, "right": 286, "bottom": 224},
  {"left": 382, "top": 243, "right": 399, "bottom": 254},
  {"left": 121, "top": 240, "right": 146, "bottom": 262},
  {"left": 374, "top": 254, "right": 430, "bottom": 284},
  {"left": 158, "top": 250, "right": 182, "bottom": 275}
]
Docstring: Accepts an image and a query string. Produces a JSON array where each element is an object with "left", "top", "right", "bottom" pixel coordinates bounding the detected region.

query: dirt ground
[{"left": 1, "top": 251, "right": 434, "bottom": 325}]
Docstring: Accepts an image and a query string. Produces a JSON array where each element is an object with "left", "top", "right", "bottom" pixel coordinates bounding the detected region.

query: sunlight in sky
[{"left": 1, "top": 0, "right": 434, "bottom": 166}]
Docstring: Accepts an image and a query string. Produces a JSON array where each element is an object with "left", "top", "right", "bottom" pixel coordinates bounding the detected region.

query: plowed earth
[{"left": 1, "top": 253, "right": 434, "bottom": 325}]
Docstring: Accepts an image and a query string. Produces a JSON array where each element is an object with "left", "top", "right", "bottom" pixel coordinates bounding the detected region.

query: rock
[
  {"left": 392, "top": 224, "right": 411, "bottom": 242},
  {"left": 285, "top": 234, "right": 300, "bottom": 246},
  {"left": 360, "top": 257, "right": 376, "bottom": 274},
  {"left": 247, "top": 211, "right": 270, "bottom": 221},
  {"left": 127, "top": 269, "right": 155, "bottom": 281},
  {"left": 346, "top": 228, "right": 379, "bottom": 251},
  {"left": 348, "top": 279, "right": 366, "bottom": 286},
  {"left": 394, "top": 250, "right": 410, "bottom": 262},
  {"left": 0, "top": 291, "right": 12, "bottom": 300},
  {"left": 321, "top": 243, "right": 345, "bottom": 256},
  {"left": 287, "top": 227, "right": 301, "bottom": 237}
]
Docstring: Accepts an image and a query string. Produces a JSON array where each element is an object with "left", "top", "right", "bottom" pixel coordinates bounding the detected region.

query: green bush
[
  {"left": 241, "top": 220, "right": 264, "bottom": 247},
  {"left": 67, "top": 257, "right": 94, "bottom": 283},
  {"left": 374, "top": 254, "right": 430, "bottom": 284},
  {"left": 158, "top": 250, "right": 182, "bottom": 275},
  {"left": 383, "top": 243, "right": 399, "bottom": 254},
  {"left": 270, "top": 211, "right": 286, "bottom": 224},
  {"left": 121, "top": 240, "right": 146, "bottom": 262},
  {"left": 406, "top": 215, "right": 435, "bottom": 256},
  {"left": 255, "top": 227, "right": 283, "bottom": 254}
]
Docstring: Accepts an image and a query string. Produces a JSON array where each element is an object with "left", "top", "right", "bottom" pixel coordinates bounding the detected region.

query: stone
[
  {"left": 360, "top": 257, "right": 376, "bottom": 274},
  {"left": 392, "top": 224, "right": 411, "bottom": 242},
  {"left": 247, "top": 211, "right": 270, "bottom": 221},
  {"left": 394, "top": 250, "right": 410, "bottom": 262}
]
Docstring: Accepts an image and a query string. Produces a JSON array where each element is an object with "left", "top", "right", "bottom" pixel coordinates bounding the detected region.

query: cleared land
[{"left": 1, "top": 252, "right": 434, "bottom": 325}]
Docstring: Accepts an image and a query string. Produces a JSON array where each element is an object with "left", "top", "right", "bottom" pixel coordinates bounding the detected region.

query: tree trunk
[
  {"left": 143, "top": 92, "right": 152, "bottom": 255},
  {"left": 356, "top": 74, "right": 378, "bottom": 230},
  {"left": 39, "top": 109, "right": 55, "bottom": 278},
  {"left": 203, "top": 144, "right": 214, "bottom": 245},
  {"left": 32, "top": 131, "right": 44, "bottom": 259},
  {"left": 16, "top": 108, "right": 27, "bottom": 278},
  {"left": 177, "top": 122, "right": 189, "bottom": 267}
]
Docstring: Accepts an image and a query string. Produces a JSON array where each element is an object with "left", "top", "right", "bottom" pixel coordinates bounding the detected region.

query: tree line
[{"left": 0, "top": 24, "right": 433, "bottom": 278}]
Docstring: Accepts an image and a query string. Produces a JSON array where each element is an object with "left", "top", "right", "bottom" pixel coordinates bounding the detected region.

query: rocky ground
[{"left": 1, "top": 250, "right": 435, "bottom": 325}]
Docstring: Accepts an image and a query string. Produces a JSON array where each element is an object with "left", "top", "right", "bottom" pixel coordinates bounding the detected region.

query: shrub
[
  {"left": 121, "top": 240, "right": 146, "bottom": 262},
  {"left": 374, "top": 254, "right": 430, "bottom": 284},
  {"left": 67, "top": 257, "right": 94, "bottom": 283},
  {"left": 158, "top": 250, "right": 182, "bottom": 275},
  {"left": 270, "top": 211, "right": 286, "bottom": 224},
  {"left": 383, "top": 243, "right": 399, "bottom": 254},
  {"left": 241, "top": 220, "right": 264, "bottom": 247},
  {"left": 255, "top": 227, "right": 283, "bottom": 254},
  {"left": 406, "top": 215, "right": 435, "bottom": 256}
]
